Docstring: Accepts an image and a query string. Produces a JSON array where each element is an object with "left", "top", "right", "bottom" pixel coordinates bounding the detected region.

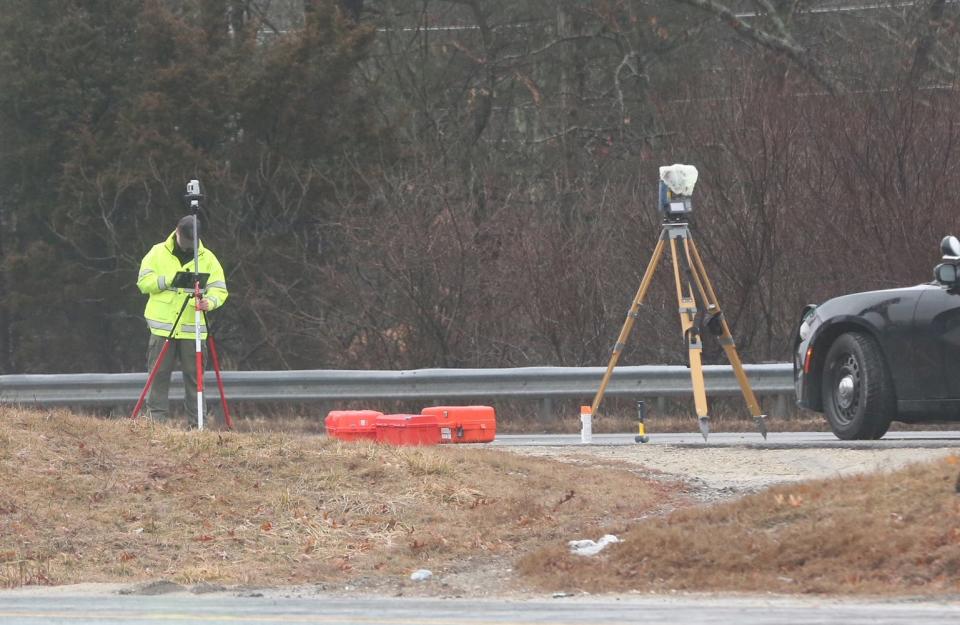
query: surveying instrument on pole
[
  {"left": 130, "top": 180, "right": 233, "bottom": 430},
  {"left": 589, "top": 164, "right": 767, "bottom": 441}
]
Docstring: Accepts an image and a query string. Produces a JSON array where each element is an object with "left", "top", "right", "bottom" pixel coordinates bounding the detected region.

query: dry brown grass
[
  {"left": 230, "top": 411, "right": 950, "bottom": 437},
  {"left": 499, "top": 412, "right": 833, "bottom": 435},
  {"left": 192, "top": 397, "right": 957, "bottom": 436},
  {"left": 519, "top": 455, "right": 960, "bottom": 596},
  {"left": 8, "top": 406, "right": 959, "bottom": 596},
  {"left": 0, "top": 407, "right": 674, "bottom": 588},
  {"left": 217, "top": 410, "right": 831, "bottom": 436}
]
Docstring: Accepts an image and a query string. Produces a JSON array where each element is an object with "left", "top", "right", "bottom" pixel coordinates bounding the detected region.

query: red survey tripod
[
  {"left": 129, "top": 279, "right": 233, "bottom": 428},
  {"left": 130, "top": 181, "right": 232, "bottom": 430}
]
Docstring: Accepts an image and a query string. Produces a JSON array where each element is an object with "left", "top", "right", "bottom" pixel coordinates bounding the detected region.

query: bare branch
[{"left": 673, "top": 0, "right": 847, "bottom": 94}]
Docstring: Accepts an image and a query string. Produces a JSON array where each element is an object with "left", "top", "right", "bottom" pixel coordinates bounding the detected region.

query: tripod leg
[
  {"left": 670, "top": 236, "right": 710, "bottom": 440},
  {"left": 688, "top": 238, "right": 767, "bottom": 438},
  {"left": 203, "top": 311, "right": 233, "bottom": 430},
  {"left": 590, "top": 234, "right": 667, "bottom": 416},
  {"left": 681, "top": 237, "right": 710, "bottom": 312},
  {"left": 130, "top": 295, "right": 192, "bottom": 420},
  {"left": 131, "top": 340, "right": 171, "bottom": 419}
]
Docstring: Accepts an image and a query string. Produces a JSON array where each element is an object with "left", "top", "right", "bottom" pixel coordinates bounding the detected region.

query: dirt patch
[{"left": 498, "top": 445, "right": 959, "bottom": 500}]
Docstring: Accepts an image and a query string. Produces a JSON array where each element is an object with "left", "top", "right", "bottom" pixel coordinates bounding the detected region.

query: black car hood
[{"left": 815, "top": 284, "right": 939, "bottom": 326}]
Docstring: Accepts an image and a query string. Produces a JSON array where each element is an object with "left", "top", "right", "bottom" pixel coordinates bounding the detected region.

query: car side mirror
[
  {"left": 941, "top": 235, "right": 960, "bottom": 259},
  {"left": 935, "top": 262, "right": 959, "bottom": 286}
]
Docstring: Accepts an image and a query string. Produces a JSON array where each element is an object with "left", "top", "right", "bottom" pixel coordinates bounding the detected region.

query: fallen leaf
[{"left": 553, "top": 490, "right": 575, "bottom": 509}]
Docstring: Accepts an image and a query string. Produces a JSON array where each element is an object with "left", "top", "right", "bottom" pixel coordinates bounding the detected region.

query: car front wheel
[{"left": 821, "top": 332, "right": 895, "bottom": 440}]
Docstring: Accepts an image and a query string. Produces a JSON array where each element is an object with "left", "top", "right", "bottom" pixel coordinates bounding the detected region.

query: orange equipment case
[
  {"left": 420, "top": 406, "right": 496, "bottom": 443},
  {"left": 325, "top": 410, "right": 381, "bottom": 442},
  {"left": 375, "top": 414, "right": 443, "bottom": 446}
]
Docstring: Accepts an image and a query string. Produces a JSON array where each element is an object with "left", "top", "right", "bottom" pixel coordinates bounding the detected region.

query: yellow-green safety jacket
[{"left": 136, "top": 231, "right": 228, "bottom": 339}]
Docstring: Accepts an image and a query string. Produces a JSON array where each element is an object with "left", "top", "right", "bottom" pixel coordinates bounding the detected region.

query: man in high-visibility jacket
[{"left": 136, "top": 216, "right": 228, "bottom": 424}]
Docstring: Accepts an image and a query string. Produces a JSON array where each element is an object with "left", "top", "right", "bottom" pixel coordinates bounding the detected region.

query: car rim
[{"left": 833, "top": 353, "right": 861, "bottom": 425}]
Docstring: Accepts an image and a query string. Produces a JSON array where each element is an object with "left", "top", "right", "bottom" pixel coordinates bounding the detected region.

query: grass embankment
[
  {"left": 0, "top": 408, "right": 671, "bottom": 588},
  {"left": 521, "top": 456, "right": 960, "bottom": 596},
  {"left": 3, "top": 407, "right": 959, "bottom": 596}
]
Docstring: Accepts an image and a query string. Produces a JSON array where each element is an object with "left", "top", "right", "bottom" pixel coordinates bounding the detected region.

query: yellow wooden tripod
[{"left": 590, "top": 222, "right": 767, "bottom": 440}]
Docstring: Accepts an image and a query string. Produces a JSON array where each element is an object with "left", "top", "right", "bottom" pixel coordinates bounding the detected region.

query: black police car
[{"left": 794, "top": 236, "right": 960, "bottom": 439}]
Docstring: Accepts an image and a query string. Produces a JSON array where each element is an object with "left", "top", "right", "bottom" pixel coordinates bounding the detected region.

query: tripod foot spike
[
  {"left": 755, "top": 415, "right": 768, "bottom": 440},
  {"left": 698, "top": 416, "right": 710, "bottom": 441}
]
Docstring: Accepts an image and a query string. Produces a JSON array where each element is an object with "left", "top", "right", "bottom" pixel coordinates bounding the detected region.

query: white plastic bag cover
[{"left": 659, "top": 164, "right": 699, "bottom": 196}]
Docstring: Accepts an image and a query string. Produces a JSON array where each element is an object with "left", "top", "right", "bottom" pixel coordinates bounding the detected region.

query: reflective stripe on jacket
[{"left": 136, "top": 231, "right": 228, "bottom": 339}]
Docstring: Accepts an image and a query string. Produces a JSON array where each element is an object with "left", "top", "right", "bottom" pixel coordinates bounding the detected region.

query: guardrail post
[
  {"left": 318, "top": 401, "right": 331, "bottom": 421},
  {"left": 540, "top": 397, "right": 553, "bottom": 421},
  {"left": 774, "top": 393, "right": 788, "bottom": 418}
]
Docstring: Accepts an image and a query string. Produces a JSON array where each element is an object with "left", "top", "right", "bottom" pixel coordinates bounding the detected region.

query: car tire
[{"left": 821, "top": 332, "right": 895, "bottom": 440}]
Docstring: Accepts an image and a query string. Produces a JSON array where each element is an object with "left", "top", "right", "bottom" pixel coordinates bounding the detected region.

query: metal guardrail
[{"left": 0, "top": 364, "right": 794, "bottom": 411}]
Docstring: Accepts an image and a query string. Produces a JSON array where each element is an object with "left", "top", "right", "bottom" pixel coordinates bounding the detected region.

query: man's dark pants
[{"left": 145, "top": 334, "right": 207, "bottom": 427}]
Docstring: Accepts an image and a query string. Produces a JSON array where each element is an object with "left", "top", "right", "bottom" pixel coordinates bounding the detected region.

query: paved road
[
  {"left": 491, "top": 431, "right": 960, "bottom": 449},
  {"left": 1, "top": 593, "right": 959, "bottom": 625},
  {"left": 493, "top": 431, "right": 960, "bottom": 495}
]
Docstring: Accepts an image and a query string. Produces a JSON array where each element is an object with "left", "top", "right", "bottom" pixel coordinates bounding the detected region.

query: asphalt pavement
[
  {"left": 491, "top": 430, "right": 960, "bottom": 448},
  {"left": 1, "top": 592, "right": 959, "bottom": 625}
]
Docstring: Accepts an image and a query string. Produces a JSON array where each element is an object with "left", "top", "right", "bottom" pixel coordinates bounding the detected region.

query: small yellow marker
[{"left": 635, "top": 400, "right": 650, "bottom": 443}]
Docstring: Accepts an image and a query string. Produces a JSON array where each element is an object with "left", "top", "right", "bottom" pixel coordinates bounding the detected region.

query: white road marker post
[{"left": 580, "top": 405, "right": 592, "bottom": 444}]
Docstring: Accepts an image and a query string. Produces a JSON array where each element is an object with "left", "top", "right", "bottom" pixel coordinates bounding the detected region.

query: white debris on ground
[
  {"left": 409, "top": 569, "right": 433, "bottom": 582},
  {"left": 568, "top": 534, "right": 621, "bottom": 556}
]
